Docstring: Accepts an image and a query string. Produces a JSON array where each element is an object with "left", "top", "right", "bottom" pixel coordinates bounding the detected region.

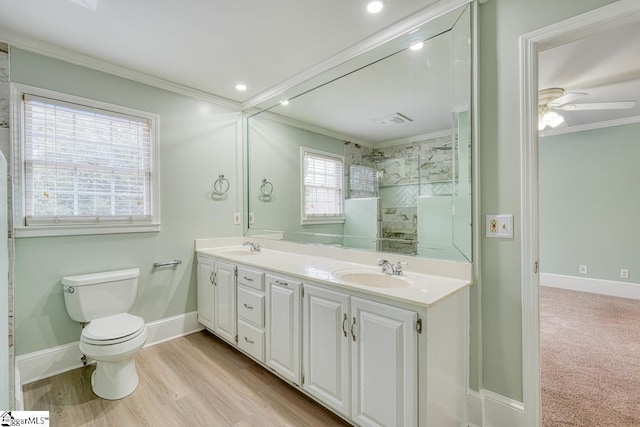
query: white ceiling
[
  {"left": 0, "top": 0, "right": 441, "bottom": 104},
  {"left": 538, "top": 19, "right": 640, "bottom": 129}
]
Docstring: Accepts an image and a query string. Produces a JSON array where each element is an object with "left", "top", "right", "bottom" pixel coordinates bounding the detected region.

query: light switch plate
[
  {"left": 233, "top": 212, "right": 241, "bottom": 225},
  {"left": 486, "top": 214, "right": 513, "bottom": 238},
  {"left": 249, "top": 212, "right": 255, "bottom": 224}
]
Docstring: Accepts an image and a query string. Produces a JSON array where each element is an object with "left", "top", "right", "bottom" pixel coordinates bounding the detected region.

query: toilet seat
[{"left": 82, "top": 313, "right": 146, "bottom": 346}]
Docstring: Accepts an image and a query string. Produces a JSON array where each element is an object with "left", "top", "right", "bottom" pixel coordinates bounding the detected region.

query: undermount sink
[
  {"left": 219, "top": 249, "right": 256, "bottom": 256},
  {"left": 331, "top": 269, "right": 411, "bottom": 289}
]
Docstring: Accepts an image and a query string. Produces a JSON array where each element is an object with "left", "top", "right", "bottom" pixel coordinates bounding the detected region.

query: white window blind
[
  {"left": 22, "top": 93, "right": 154, "bottom": 226},
  {"left": 302, "top": 148, "right": 344, "bottom": 223}
]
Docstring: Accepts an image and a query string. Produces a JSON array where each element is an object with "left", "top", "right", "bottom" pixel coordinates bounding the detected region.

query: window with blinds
[
  {"left": 20, "top": 92, "right": 157, "bottom": 230},
  {"left": 301, "top": 147, "right": 344, "bottom": 224}
]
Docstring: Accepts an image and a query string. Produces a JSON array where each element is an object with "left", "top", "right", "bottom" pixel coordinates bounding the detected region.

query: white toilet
[{"left": 62, "top": 268, "right": 148, "bottom": 400}]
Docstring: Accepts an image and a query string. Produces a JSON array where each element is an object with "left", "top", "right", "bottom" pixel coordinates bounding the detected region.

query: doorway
[{"left": 520, "top": 2, "right": 640, "bottom": 426}]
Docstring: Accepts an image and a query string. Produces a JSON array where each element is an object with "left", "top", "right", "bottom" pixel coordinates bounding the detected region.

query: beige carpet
[{"left": 540, "top": 286, "right": 640, "bottom": 426}]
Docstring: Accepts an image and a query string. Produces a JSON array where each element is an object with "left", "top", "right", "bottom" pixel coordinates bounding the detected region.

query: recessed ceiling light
[
  {"left": 367, "top": 1, "right": 384, "bottom": 14},
  {"left": 280, "top": 100, "right": 290, "bottom": 106},
  {"left": 409, "top": 41, "right": 424, "bottom": 51},
  {"left": 235, "top": 84, "right": 247, "bottom": 91}
]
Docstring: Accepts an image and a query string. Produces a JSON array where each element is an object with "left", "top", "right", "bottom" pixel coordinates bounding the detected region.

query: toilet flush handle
[{"left": 64, "top": 286, "right": 75, "bottom": 294}]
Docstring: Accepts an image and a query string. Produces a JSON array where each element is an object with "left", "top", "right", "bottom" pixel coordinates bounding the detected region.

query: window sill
[
  {"left": 301, "top": 218, "right": 345, "bottom": 226},
  {"left": 14, "top": 223, "right": 161, "bottom": 238}
]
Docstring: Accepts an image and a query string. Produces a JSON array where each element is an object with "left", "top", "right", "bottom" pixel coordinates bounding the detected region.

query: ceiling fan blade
[
  {"left": 548, "top": 92, "right": 587, "bottom": 107},
  {"left": 559, "top": 101, "right": 637, "bottom": 111}
]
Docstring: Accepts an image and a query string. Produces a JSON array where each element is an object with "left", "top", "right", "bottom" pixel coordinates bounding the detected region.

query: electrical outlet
[
  {"left": 621, "top": 269, "right": 630, "bottom": 279},
  {"left": 485, "top": 214, "right": 513, "bottom": 238},
  {"left": 579, "top": 264, "right": 588, "bottom": 275},
  {"left": 249, "top": 212, "right": 255, "bottom": 224},
  {"left": 233, "top": 212, "right": 241, "bottom": 225}
]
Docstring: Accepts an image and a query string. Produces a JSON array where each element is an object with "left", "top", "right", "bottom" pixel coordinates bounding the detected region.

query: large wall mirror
[{"left": 246, "top": 4, "right": 472, "bottom": 262}]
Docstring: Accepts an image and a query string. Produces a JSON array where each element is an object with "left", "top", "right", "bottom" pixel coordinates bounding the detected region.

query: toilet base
[{"left": 91, "top": 357, "right": 139, "bottom": 400}]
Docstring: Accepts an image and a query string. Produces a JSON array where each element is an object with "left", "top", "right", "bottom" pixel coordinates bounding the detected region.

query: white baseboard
[
  {"left": 14, "top": 365, "right": 23, "bottom": 410},
  {"left": 541, "top": 273, "right": 640, "bottom": 300},
  {"left": 144, "top": 311, "right": 203, "bottom": 347},
  {"left": 468, "top": 389, "right": 524, "bottom": 427},
  {"left": 467, "top": 389, "right": 483, "bottom": 427},
  {"left": 17, "top": 311, "right": 203, "bottom": 385}
]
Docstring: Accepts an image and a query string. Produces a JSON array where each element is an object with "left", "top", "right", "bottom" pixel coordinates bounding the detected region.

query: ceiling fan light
[
  {"left": 538, "top": 120, "right": 546, "bottom": 131},
  {"left": 541, "top": 111, "right": 565, "bottom": 128}
]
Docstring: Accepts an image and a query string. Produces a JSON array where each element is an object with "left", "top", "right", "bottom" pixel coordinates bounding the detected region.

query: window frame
[
  {"left": 11, "top": 83, "right": 161, "bottom": 238},
  {"left": 300, "top": 146, "right": 345, "bottom": 225}
]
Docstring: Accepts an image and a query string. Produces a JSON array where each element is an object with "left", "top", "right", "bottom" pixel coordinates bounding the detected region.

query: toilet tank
[{"left": 62, "top": 268, "right": 140, "bottom": 322}]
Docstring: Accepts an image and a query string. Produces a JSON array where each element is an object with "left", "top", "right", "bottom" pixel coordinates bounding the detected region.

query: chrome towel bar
[{"left": 153, "top": 259, "right": 182, "bottom": 268}]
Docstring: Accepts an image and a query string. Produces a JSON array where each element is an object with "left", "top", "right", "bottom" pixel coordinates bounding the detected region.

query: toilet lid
[{"left": 82, "top": 313, "right": 145, "bottom": 344}]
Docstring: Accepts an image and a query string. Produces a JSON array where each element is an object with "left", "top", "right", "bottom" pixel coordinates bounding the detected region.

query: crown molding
[
  {"left": 539, "top": 115, "right": 640, "bottom": 137},
  {"left": 374, "top": 129, "right": 452, "bottom": 148},
  {"left": 254, "top": 111, "right": 374, "bottom": 147},
  {"left": 0, "top": 29, "right": 242, "bottom": 111}
]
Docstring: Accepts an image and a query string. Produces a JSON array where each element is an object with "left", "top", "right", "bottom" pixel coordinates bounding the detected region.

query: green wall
[
  {"left": 540, "top": 123, "right": 640, "bottom": 281},
  {"left": 478, "top": 0, "right": 616, "bottom": 400},
  {"left": 11, "top": 48, "right": 242, "bottom": 355},
  {"left": 247, "top": 114, "right": 345, "bottom": 240}
]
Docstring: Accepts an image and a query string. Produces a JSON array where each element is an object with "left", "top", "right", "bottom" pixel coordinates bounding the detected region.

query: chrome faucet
[
  {"left": 243, "top": 241, "right": 261, "bottom": 252},
  {"left": 378, "top": 259, "right": 407, "bottom": 275},
  {"left": 378, "top": 259, "right": 394, "bottom": 274}
]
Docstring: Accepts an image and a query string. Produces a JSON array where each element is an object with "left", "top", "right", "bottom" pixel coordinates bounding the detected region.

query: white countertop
[{"left": 196, "top": 245, "right": 471, "bottom": 308}]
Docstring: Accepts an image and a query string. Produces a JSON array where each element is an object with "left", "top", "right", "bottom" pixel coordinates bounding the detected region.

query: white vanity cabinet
[
  {"left": 196, "top": 248, "right": 469, "bottom": 426},
  {"left": 213, "top": 260, "right": 237, "bottom": 344},
  {"left": 265, "top": 273, "right": 302, "bottom": 385},
  {"left": 196, "top": 255, "right": 236, "bottom": 345},
  {"left": 236, "top": 266, "right": 266, "bottom": 362},
  {"left": 196, "top": 255, "right": 215, "bottom": 329},
  {"left": 303, "top": 284, "right": 417, "bottom": 426}
]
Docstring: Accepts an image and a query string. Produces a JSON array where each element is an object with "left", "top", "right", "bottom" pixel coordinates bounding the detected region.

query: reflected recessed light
[
  {"left": 367, "top": 0, "right": 384, "bottom": 14},
  {"left": 280, "top": 100, "right": 290, "bottom": 106},
  {"left": 410, "top": 41, "right": 424, "bottom": 51},
  {"left": 235, "top": 84, "right": 247, "bottom": 91}
]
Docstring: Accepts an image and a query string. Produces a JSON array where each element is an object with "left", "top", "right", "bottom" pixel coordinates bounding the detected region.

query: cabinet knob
[
  {"left": 351, "top": 317, "right": 357, "bottom": 341},
  {"left": 243, "top": 303, "right": 254, "bottom": 310},
  {"left": 244, "top": 336, "right": 254, "bottom": 344},
  {"left": 274, "top": 280, "right": 288, "bottom": 286}
]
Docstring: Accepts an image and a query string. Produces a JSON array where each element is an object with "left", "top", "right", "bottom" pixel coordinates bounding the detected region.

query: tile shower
[{"left": 344, "top": 134, "right": 453, "bottom": 254}]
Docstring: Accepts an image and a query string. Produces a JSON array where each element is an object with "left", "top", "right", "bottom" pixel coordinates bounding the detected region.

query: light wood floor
[{"left": 23, "top": 331, "right": 351, "bottom": 426}]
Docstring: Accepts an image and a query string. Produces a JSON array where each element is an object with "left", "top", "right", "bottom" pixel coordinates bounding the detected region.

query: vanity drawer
[
  {"left": 238, "top": 267, "right": 264, "bottom": 291},
  {"left": 238, "top": 320, "right": 264, "bottom": 362},
  {"left": 238, "top": 287, "right": 264, "bottom": 327}
]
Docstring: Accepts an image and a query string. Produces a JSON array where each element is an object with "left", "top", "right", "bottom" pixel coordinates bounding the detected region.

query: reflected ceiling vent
[{"left": 370, "top": 112, "right": 413, "bottom": 126}]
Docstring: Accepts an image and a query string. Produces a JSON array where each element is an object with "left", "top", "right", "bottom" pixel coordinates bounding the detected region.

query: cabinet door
[
  {"left": 213, "top": 261, "right": 237, "bottom": 344},
  {"left": 196, "top": 256, "right": 215, "bottom": 329},
  {"left": 303, "top": 284, "right": 350, "bottom": 417},
  {"left": 265, "top": 274, "right": 301, "bottom": 385},
  {"left": 350, "top": 297, "right": 418, "bottom": 427}
]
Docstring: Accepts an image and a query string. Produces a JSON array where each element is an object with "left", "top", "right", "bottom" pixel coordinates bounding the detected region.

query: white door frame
[{"left": 519, "top": 1, "right": 640, "bottom": 426}]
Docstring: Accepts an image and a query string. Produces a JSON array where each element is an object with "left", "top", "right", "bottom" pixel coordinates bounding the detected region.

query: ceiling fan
[{"left": 538, "top": 87, "right": 637, "bottom": 130}]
